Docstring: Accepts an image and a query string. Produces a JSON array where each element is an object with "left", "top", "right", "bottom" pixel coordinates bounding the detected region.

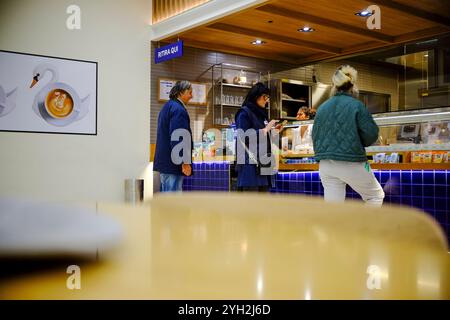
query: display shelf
[
  {"left": 219, "top": 83, "right": 252, "bottom": 89},
  {"left": 281, "top": 98, "right": 307, "bottom": 103},
  {"left": 205, "top": 63, "right": 269, "bottom": 126}
]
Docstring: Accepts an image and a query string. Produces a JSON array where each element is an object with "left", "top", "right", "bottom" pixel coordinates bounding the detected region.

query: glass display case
[{"left": 279, "top": 107, "right": 450, "bottom": 168}]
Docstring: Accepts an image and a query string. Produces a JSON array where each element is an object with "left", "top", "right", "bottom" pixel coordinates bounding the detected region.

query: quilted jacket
[{"left": 312, "top": 92, "right": 379, "bottom": 162}]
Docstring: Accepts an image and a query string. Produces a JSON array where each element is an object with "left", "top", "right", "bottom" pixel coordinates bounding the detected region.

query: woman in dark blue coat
[{"left": 235, "top": 82, "right": 279, "bottom": 192}]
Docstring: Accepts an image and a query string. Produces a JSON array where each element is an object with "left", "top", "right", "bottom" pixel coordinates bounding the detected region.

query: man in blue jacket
[{"left": 154, "top": 81, "right": 193, "bottom": 192}]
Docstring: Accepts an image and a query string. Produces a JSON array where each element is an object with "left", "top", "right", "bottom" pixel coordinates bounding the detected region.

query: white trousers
[{"left": 319, "top": 160, "right": 385, "bottom": 207}]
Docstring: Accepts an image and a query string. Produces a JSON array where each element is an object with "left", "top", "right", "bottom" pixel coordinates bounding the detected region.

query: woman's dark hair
[
  {"left": 243, "top": 82, "right": 270, "bottom": 106},
  {"left": 169, "top": 80, "right": 192, "bottom": 100},
  {"left": 336, "top": 81, "right": 354, "bottom": 92}
]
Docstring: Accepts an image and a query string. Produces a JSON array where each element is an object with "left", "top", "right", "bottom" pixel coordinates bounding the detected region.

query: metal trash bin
[{"left": 125, "top": 179, "right": 144, "bottom": 203}]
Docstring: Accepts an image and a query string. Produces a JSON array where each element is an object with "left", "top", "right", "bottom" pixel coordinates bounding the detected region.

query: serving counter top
[{"left": 1, "top": 194, "right": 448, "bottom": 299}]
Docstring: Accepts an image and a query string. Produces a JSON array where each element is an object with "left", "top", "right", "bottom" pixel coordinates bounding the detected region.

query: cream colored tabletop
[{"left": 1, "top": 193, "right": 449, "bottom": 299}]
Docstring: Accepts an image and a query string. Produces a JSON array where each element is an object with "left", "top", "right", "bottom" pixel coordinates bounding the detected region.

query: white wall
[{"left": 0, "top": 0, "right": 152, "bottom": 203}]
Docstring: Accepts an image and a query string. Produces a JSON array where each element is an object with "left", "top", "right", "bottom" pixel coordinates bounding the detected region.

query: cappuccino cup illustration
[
  {"left": 30, "top": 63, "right": 90, "bottom": 126},
  {"left": 45, "top": 88, "right": 74, "bottom": 119}
]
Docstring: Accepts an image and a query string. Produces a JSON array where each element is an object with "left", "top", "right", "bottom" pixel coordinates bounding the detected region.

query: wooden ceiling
[{"left": 162, "top": 0, "right": 450, "bottom": 65}]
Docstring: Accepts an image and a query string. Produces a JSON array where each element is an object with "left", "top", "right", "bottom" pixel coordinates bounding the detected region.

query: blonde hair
[{"left": 330, "top": 65, "right": 359, "bottom": 97}]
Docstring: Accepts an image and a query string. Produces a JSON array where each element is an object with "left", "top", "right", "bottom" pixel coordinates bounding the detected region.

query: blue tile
[
  {"left": 381, "top": 172, "right": 390, "bottom": 184},
  {"left": 412, "top": 172, "right": 423, "bottom": 184},
  {"left": 435, "top": 172, "right": 446, "bottom": 185},
  {"left": 435, "top": 198, "right": 447, "bottom": 211},
  {"left": 424, "top": 186, "right": 434, "bottom": 197},
  {"left": 311, "top": 172, "right": 320, "bottom": 182},
  {"left": 412, "top": 185, "right": 423, "bottom": 197},
  {"left": 424, "top": 197, "right": 435, "bottom": 210},
  {"left": 435, "top": 186, "right": 447, "bottom": 198},
  {"left": 305, "top": 173, "right": 311, "bottom": 182},
  {"left": 402, "top": 185, "right": 412, "bottom": 196},
  {"left": 401, "top": 171, "right": 412, "bottom": 184},
  {"left": 391, "top": 196, "right": 401, "bottom": 204},
  {"left": 298, "top": 182, "right": 306, "bottom": 192},
  {"left": 423, "top": 172, "right": 434, "bottom": 185},
  {"left": 312, "top": 183, "right": 320, "bottom": 194},
  {"left": 412, "top": 197, "right": 423, "bottom": 209},
  {"left": 401, "top": 197, "right": 412, "bottom": 206},
  {"left": 435, "top": 212, "right": 447, "bottom": 225},
  {"left": 390, "top": 171, "right": 401, "bottom": 183}
]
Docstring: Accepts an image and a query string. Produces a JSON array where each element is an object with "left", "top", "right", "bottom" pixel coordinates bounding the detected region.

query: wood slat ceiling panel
[
  {"left": 272, "top": 0, "right": 439, "bottom": 36},
  {"left": 159, "top": 0, "right": 450, "bottom": 64},
  {"left": 374, "top": 0, "right": 450, "bottom": 19},
  {"left": 219, "top": 10, "right": 370, "bottom": 48},
  {"left": 171, "top": 28, "right": 319, "bottom": 58}
]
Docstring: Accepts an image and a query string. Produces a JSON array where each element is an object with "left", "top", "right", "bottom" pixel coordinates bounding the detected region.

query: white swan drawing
[
  {"left": 30, "top": 63, "right": 90, "bottom": 126},
  {"left": 0, "top": 85, "right": 18, "bottom": 117}
]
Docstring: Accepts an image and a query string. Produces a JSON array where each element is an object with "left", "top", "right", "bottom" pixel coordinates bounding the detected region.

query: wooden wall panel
[{"left": 152, "top": 0, "right": 210, "bottom": 24}]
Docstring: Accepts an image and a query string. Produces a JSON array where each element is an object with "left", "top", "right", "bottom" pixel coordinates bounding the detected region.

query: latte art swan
[{"left": 30, "top": 63, "right": 90, "bottom": 125}]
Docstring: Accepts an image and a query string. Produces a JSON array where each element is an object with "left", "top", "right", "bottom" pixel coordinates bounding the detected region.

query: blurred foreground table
[{"left": 1, "top": 193, "right": 449, "bottom": 299}]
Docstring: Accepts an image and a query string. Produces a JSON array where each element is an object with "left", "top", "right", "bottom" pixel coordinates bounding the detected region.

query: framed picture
[
  {"left": 0, "top": 50, "right": 97, "bottom": 135},
  {"left": 158, "top": 78, "right": 207, "bottom": 106}
]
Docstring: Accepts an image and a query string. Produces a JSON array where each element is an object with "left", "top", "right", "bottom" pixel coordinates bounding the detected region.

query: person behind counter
[
  {"left": 312, "top": 65, "right": 385, "bottom": 206},
  {"left": 296, "top": 106, "right": 316, "bottom": 121},
  {"left": 235, "top": 82, "right": 279, "bottom": 192},
  {"left": 154, "top": 80, "right": 193, "bottom": 192}
]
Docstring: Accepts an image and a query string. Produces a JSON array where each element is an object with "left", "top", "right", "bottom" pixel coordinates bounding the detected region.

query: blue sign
[{"left": 155, "top": 40, "right": 183, "bottom": 64}]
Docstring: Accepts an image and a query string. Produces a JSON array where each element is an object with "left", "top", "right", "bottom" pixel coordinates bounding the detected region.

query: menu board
[{"left": 158, "top": 78, "right": 207, "bottom": 106}]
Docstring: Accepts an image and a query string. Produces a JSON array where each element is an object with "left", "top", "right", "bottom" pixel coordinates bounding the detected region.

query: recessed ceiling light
[
  {"left": 355, "top": 10, "right": 372, "bottom": 17},
  {"left": 424, "top": 54, "right": 429, "bottom": 58},
  {"left": 251, "top": 39, "right": 266, "bottom": 45},
  {"left": 298, "top": 26, "right": 315, "bottom": 32}
]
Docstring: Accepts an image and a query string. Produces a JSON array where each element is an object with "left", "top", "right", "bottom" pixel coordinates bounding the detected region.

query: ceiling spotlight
[
  {"left": 424, "top": 54, "right": 429, "bottom": 58},
  {"left": 355, "top": 10, "right": 372, "bottom": 17},
  {"left": 298, "top": 26, "right": 315, "bottom": 32},
  {"left": 251, "top": 39, "right": 266, "bottom": 45}
]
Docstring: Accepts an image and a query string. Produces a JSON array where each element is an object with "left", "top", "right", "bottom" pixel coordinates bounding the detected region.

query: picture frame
[{"left": 0, "top": 50, "right": 97, "bottom": 135}]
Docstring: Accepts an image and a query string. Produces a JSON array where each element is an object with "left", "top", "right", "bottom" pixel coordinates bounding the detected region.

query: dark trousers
[{"left": 237, "top": 186, "right": 270, "bottom": 192}]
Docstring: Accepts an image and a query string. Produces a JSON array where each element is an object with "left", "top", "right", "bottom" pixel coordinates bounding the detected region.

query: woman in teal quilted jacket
[{"left": 312, "top": 65, "right": 385, "bottom": 207}]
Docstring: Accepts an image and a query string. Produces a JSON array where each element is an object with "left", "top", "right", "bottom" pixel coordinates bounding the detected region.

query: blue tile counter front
[
  {"left": 272, "top": 170, "right": 450, "bottom": 245},
  {"left": 181, "top": 163, "right": 449, "bottom": 244},
  {"left": 183, "top": 162, "right": 230, "bottom": 191}
]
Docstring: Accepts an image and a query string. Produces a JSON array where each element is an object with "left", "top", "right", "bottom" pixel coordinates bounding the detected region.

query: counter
[
  {"left": 182, "top": 161, "right": 450, "bottom": 245},
  {"left": 155, "top": 108, "right": 450, "bottom": 243},
  {"left": 2, "top": 195, "right": 449, "bottom": 299}
]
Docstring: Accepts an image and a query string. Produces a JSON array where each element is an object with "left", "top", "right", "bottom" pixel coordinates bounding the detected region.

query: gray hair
[{"left": 169, "top": 80, "right": 192, "bottom": 100}]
